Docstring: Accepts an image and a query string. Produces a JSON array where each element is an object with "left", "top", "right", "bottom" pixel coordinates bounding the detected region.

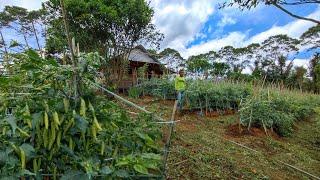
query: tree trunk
[
  {"left": 22, "top": 31, "right": 30, "bottom": 49},
  {"left": 32, "top": 21, "right": 41, "bottom": 51},
  {"left": 272, "top": 2, "right": 320, "bottom": 24},
  {"left": 60, "top": 0, "right": 79, "bottom": 99},
  {"left": 0, "top": 30, "right": 8, "bottom": 74},
  {"left": 0, "top": 30, "right": 8, "bottom": 54}
]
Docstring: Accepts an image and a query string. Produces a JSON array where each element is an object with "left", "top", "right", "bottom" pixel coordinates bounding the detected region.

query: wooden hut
[{"left": 118, "top": 45, "right": 163, "bottom": 89}]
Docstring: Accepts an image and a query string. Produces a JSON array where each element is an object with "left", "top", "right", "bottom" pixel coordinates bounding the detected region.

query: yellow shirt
[{"left": 175, "top": 76, "right": 186, "bottom": 91}]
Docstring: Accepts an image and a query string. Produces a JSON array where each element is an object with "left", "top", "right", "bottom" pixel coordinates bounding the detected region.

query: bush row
[{"left": 131, "top": 79, "right": 320, "bottom": 136}]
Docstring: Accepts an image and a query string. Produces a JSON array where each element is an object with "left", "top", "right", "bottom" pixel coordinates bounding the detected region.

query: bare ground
[{"left": 126, "top": 96, "right": 320, "bottom": 180}]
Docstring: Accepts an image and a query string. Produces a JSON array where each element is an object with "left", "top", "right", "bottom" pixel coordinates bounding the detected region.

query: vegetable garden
[
  {"left": 0, "top": 51, "right": 168, "bottom": 179},
  {"left": 1, "top": 0, "right": 320, "bottom": 179},
  {"left": 130, "top": 78, "right": 320, "bottom": 137}
]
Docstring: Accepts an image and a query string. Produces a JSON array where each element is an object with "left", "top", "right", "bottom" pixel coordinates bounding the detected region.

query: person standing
[{"left": 175, "top": 69, "right": 186, "bottom": 111}]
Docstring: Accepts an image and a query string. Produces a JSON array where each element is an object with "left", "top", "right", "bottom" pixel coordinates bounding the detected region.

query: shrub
[{"left": 128, "top": 86, "right": 142, "bottom": 99}]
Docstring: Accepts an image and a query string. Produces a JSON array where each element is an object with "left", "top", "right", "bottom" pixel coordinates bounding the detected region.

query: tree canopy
[{"left": 44, "top": 0, "right": 163, "bottom": 56}]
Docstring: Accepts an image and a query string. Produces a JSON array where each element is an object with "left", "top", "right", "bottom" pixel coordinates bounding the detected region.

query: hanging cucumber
[
  {"left": 93, "top": 116, "right": 102, "bottom": 131},
  {"left": 53, "top": 111, "right": 60, "bottom": 128},
  {"left": 19, "top": 147, "right": 26, "bottom": 169},
  {"left": 80, "top": 98, "right": 86, "bottom": 117},
  {"left": 44, "top": 112, "right": 49, "bottom": 130},
  {"left": 63, "top": 98, "right": 70, "bottom": 113}
]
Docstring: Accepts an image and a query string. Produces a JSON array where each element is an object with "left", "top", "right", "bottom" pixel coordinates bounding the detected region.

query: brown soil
[
  {"left": 226, "top": 123, "right": 280, "bottom": 139},
  {"left": 178, "top": 120, "right": 198, "bottom": 133}
]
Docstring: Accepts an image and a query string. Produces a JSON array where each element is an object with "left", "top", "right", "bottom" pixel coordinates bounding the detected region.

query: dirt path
[{"left": 128, "top": 97, "right": 320, "bottom": 179}]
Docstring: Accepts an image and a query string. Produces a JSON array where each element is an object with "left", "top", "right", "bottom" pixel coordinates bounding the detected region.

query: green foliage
[
  {"left": 300, "top": 25, "right": 320, "bottom": 50},
  {"left": 135, "top": 78, "right": 176, "bottom": 100},
  {"left": 159, "top": 48, "right": 183, "bottom": 59},
  {"left": 132, "top": 78, "right": 252, "bottom": 111},
  {"left": 128, "top": 86, "right": 142, "bottom": 99},
  {"left": 187, "top": 57, "right": 212, "bottom": 73},
  {"left": 137, "top": 63, "right": 148, "bottom": 80},
  {"left": 211, "top": 62, "right": 230, "bottom": 76},
  {"left": 44, "top": 0, "right": 163, "bottom": 55},
  {"left": 0, "top": 50, "right": 162, "bottom": 178},
  {"left": 133, "top": 78, "right": 320, "bottom": 136},
  {"left": 240, "top": 89, "right": 320, "bottom": 136}
]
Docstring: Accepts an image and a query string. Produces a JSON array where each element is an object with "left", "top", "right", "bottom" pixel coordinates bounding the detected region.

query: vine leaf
[
  {"left": 134, "top": 164, "right": 149, "bottom": 175},
  {"left": 5, "top": 116, "right": 17, "bottom": 134},
  {"left": 61, "top": 170, "right": 88, "bottom": 180}
]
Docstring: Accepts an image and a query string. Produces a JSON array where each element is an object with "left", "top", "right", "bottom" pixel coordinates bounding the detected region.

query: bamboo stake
[
  {"left": 163, "top": 100, "right": 178, "bottom": 178},
  {"left": 60, "top": 0, "right": 79, "bottom": 99}
]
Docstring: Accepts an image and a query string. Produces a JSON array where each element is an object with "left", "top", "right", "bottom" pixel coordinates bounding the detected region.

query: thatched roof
[{"left": 128, "top": 45, "right": 160, "bottom": 64}]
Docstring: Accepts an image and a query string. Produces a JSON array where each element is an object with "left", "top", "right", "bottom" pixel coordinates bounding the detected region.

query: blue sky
[
  {"left": 1, "top": 0, "right": 320, "bottom": 67},
  {"left": 187, "top": 4, "right": 318, "bottom": 48},
  {"left": 150, "top": 1, "right": 319, "bottom": 67}
]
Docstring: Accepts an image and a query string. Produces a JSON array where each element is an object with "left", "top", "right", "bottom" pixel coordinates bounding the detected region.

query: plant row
[{"left": 131, "top": 79, "right": 320, "bottom": 136}]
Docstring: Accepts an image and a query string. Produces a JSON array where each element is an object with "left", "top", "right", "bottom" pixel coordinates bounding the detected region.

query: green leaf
[
  {"left": 114, "top": 169, "right": 129, "bottom": 178},
  {"left": 116, "top": 160, "right": 129, "bottom": 167},
  {"left": 100, "top": 166, "right": 113, "bottom": 175},
  {"left": 74, "top": 115, "right": 89, "bottom": 133},
  {"left": 142, "top": 161, "right": 158, "bottom": 170},
  {"left": 60, "top": 170, "right": 89, "bottom": 180},
  {"left": 0, "top": 176, "right": 17, "bottom": 180},
  {"left": 5, "top": 116, "right": 17, "bottom": 134},
  {"left": 32, "top": 112, "right": 43, "bottom": 128},
  {"left": 133, "top": 164, "right": 149, "bottom": 175},
  {"left": 9, "top": 40, "right": 20, "bottom": 48},
  {"left": 141, "top": 153, "right": 161, "bottom": 160},
  {"left": 20, "top": 143, "right": 35, "bottom": 160},
  {"left": 0, "top": 150, "right": 8, "bottom": 165},
  {"left": 135, "top": 131, "right": 154, "bottom": 144},
  {"left": 20, "top": 169, "right": 36, "bottom": 176}
]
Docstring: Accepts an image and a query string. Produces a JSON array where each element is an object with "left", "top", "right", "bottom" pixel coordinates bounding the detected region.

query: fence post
[{"left": 163, "top": 100, "right": 178, "bottom": 178}]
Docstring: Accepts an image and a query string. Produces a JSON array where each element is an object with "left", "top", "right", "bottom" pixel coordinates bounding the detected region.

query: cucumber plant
[{"left": 0, "top": 50, "right": 163, "bottom": 178}]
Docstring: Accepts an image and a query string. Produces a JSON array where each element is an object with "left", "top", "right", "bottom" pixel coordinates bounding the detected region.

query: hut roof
[{"left": 128, "top": 45, "right": 160, "bottom": 64}]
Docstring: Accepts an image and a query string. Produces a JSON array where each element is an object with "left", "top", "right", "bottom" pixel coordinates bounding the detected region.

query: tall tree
[
  {"left": 44, "top": 0, "right": 163, "bottom": 83},
  {"left": 300, "top": 25, "right": 320, "bottom": 51},
  {"left": 220, "top": 0, "right": 320, "bottom": 24},
  {"left": 4, "top": 6, "right": 31, "bottom": 49},
  {"left": 309, "top": 53, "right": 320, "bottom": 93},
  {"left": 158, "top": 48, "right": 185, "bottom": 73},
  {"left": 259, "top": 35, "right": 299, "bottom": 82},
  {"left": 187, "top": 56, "right": 212, "bottom": 73},
  {"left": 0, "top": 11, "right": 14, "bottom": 62},
  {"left": 217, "top": 46, "right": 251, "bottom": 74},
  {"left": 288, "top": 66, "right": 307, "bottom": 91},
  {"left": 26, "top": 10, "right": 45, "bottom": 51}
]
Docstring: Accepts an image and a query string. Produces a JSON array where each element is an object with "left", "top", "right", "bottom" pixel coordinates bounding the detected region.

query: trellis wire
[
  {"left": 84, "top": 79, "right": 179, "bottom": 178},
  {"left": 85, "top": 79, "right": 171, "bottom": 123},
  {"left": 135, "top": 79, "right": 249, "bottom": 114}
]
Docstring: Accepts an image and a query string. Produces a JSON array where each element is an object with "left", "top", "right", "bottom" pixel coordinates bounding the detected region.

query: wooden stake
[{"left": 163, "top": 100, "right": 178, "bottom": 177}]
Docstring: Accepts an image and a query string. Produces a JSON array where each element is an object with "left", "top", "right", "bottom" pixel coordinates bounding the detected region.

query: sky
[{"left": 1, "top": 0, "right": 319, "bottom": 67}]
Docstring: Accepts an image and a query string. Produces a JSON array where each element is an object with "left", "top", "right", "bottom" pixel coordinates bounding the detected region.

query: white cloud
[
  {"left": 247, "top": 9, "right": 320, "bottom": 44},
  {"left": 181, "top": 32, "right": 247, "bottom": 58},
  {"left": 292, "top": 58, "right": 309, "bottom": 69},
  {"left": 151, "top": 0, "right": 215, "bottom": 53},
  {"left": 177, "top": 6, "right": 320, "bottom": 58},
  {"left": 0, "top": 0, "right": 45, "bottom": 10},
  {"left": 217, "top": 15, "right": 236, "bottom": 28}
]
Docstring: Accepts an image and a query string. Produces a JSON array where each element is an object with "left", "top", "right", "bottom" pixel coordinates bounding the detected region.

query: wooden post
[
  {"left": 60, "top": 0, "right": 79, "bottom": 99},
  {"left": 163, "top": 100, "right": 178, "bottom": 178}
]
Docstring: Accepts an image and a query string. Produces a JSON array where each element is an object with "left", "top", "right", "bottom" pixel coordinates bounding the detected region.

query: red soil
[{"left": 226, "top": 123, "right": 280, "bottom": 139}]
